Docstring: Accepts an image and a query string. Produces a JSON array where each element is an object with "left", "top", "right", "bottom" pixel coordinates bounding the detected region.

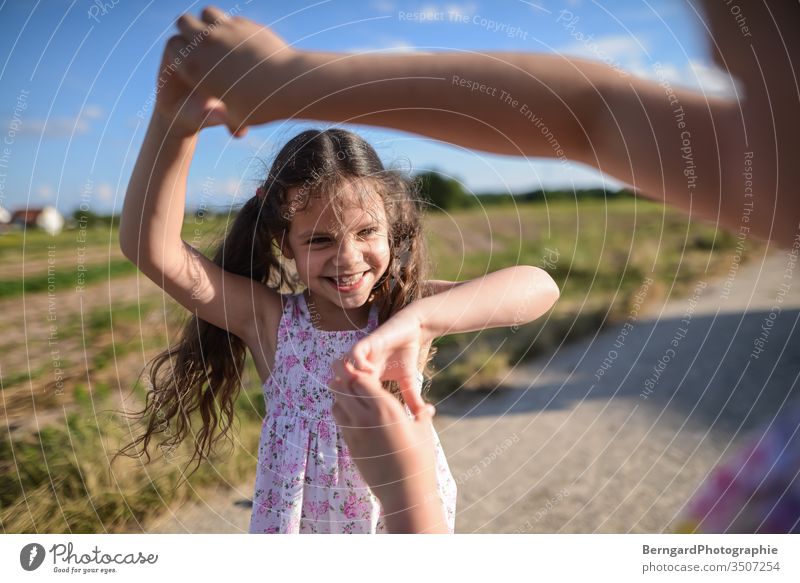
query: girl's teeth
[{"left": 336, "top": 274, "right": 362, "bottom": 285}]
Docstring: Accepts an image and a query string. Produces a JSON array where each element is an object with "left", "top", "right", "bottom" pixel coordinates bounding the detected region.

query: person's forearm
[
  {"left": 380, "top": 492, "right": 449, "bottom": 534},
  {"left": 408, "top": 266, "right": 559, "bottom": 342},
  {"left": 120, "top": 113, "right": 197, "bottom": 266},
  {"left": 376, "top": 461, "right": 449, "bottom": 534},
  {"left": 280, "top": 51, "right": 748, "bottom": 241},
  {"left": 277, "top": 50, "right": 601, "bottom": 163}
]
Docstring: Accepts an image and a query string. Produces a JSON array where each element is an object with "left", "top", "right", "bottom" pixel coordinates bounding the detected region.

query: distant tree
[
  {"left": 416, "top": 171, "right": 474, "bottom": 211},
  {"left": 72, "top": 208, "right": 100, "bottom": 228}
]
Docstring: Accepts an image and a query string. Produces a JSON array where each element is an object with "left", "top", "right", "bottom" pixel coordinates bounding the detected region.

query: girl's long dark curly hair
[{"left": 113, "top": 128, "right": 434, "bottom": 480}]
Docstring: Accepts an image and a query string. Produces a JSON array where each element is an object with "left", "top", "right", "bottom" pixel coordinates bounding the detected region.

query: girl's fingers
[
  {"left": 200, "top": 97, "right": 230, "bottom": 128},
  {"left": 175, "top": 12, "right": 206, "bottom": 39},
  {"left": 343, "top": 359, "right": 383, "bottom": 397},
  {"left": 415, "top": 403, "right": 436, "bottom": 422},
  {"left": 164, "top": 35, "right": 187, "bottom": 65},
  {"left": 200, "top": 5, "right": 229, "bottom": 25},
  {"left": 331, "top": 360, "right": 365, "bottom": 399},
  {"left": 350, "top": 341, "right": 374, "bottom": 373},
  {"left": 398, "top": 377, "right": 428, "bottom": 418}
]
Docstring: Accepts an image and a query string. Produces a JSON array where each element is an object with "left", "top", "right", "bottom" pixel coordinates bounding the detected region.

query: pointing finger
[{"left": 398, "top": 375, "right": 428, "bottom": 418}]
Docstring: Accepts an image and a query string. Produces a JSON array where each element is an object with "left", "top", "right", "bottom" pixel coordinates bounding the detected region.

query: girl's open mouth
[{"left": 326, "top": 271, "right": 368, "bottom": 292}]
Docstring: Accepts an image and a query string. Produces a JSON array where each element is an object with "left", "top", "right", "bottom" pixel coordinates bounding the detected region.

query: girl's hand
[
  {"left": 154, "top": 38, "right": 237, "bottom": 138},
  {"left": 169, "top": 6, "right": 296, "bottom": 134},
  {"left": 347, "top": 307, "right": 430, "bottom": 417},
  {"left": 330, "top": 359, "right": 446, "bottom": 533}
]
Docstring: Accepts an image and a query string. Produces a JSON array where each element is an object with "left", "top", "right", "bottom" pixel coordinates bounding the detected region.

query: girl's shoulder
[{"left": 276, "top": 291, "right": 309, "bottom": 326}]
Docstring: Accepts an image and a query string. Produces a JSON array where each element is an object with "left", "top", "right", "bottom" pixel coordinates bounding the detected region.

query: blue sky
[{"left": 0, "top": 0, "right": 735, "bottom": 214}]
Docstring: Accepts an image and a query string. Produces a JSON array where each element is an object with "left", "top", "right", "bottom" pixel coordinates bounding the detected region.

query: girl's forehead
[{"left": 288, "top": 184, "right": 386, "bottom": 227}]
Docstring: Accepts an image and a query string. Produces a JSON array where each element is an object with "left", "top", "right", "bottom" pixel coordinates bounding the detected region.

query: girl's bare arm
[
  {"left": 411, "top": 266, "right": 559, "bottom": 342},
  {"left": 119, "top": 111, "right": 279, "bottom": 343}
]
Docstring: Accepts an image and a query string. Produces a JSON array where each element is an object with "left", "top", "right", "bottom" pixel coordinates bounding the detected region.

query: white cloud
[
  {"left": 37, "top": 184, "right": 54, "bottom": 200},
  {"left": 345, "top": 39, "right": 422, "bottom": 54},
  {"left": 629, "top": 59, "right": 738, "bottom": 98},
  {"left": 557, "top": 33, "right": 737, "bottom": 98},
  {"left": 406, "top": 2, "right": 478, "bottom": 22},
  {"left": 558, "top": 33, "right": 648, "bottom": 62},
  {"left": 443, "top": 2, "right": 477, "bottom": 20},
  {"left": 220, "top": 178, "right": 242, "bottom": 199},
  {"left": 371, "top": 0, "right": 395, "bottom": 13},
  {"left": 96, "top": 182, "right": 114, "bottom": 203},
  {"left": 81, "top": 105, "right": 104, "bottom": 120},
  {"left": 6, "top": 103, "right": 105, "bottom": 138}
]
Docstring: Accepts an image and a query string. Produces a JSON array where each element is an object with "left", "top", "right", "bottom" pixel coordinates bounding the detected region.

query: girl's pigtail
[{"left": 113, "top": 195, "right": 279, "bottom": 483}]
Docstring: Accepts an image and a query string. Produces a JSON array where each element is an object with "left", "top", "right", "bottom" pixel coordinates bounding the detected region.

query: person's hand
[
  {"left": 153, "top": 37, "right": 234, "bottom": 137},
  {"left": 347, "top": 307, "right": 430, "bottom": 417},
  {"left": 329, "top": 358, "right": 447, "bottom": 533},
  {"left": 168, "top": 6, "right": 297, "bottom": 134}
]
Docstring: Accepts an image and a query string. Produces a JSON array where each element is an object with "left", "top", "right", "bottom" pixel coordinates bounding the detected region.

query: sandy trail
[{"left": 145, "top": 248, "right": 800, "bottom": 533}]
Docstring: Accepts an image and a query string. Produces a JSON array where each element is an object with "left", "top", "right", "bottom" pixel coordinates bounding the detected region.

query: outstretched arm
[
  {"left": 120, "top": 42, "right": 278, "bottom": 343},
  {"left": 173, "top": 4, "right": 799, "bottom": 248},
  {"left": 347, "top": 266, "right": 559, "bottom": 412},
  {"left": 330, "top": 358, "right": 448, "bottom": 534}
]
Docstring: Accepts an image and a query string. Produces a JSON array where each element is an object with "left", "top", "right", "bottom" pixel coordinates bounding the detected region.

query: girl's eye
[
  {"left": 359, "top": 227, "right": 377, "bottom": 237},
  {"left": 309, "top": 237, "right": 330, "bottom": 245}
]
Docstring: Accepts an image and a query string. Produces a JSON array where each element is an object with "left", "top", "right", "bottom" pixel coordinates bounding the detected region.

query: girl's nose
[{"left": 334, "top": 237, "right": 364, "bottom": 268}]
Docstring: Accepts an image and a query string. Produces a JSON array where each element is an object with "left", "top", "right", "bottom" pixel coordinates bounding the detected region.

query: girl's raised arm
[
  {"left": 348, "top": 266, "right": 559, "bottom": 413},
  {"left": 120, "top": 47, "right": 280, "bottom": 343}
]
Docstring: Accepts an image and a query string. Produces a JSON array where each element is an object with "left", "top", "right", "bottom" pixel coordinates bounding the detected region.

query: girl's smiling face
[{"left": 281, "top": 179, "right": 391, "bottom": 326}]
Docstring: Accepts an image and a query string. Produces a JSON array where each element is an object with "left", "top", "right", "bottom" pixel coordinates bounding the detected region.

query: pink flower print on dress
[
  {"left": 303, "top": 354, "right": 319, "bottom": 373},
  {"left": 319, "top": 468, "right": 337, "bottom": 487},
  {"left": 338, "top": 446, "right": 355, "bottom": 471},
  {"left": 261, "top": 489, "right": 279, "bottom": 512},
  {"left": 249, "top": 294, "right": 458, "bottom": 534},
  {"left": 307, "top": 500, "right": 330, "bottom": 520},
  {"left": 285, "top": 354, "right": 300, "bottom": 370},
  {"left": 301, "top": 394, "right": 315, "bottom": 411},
  {"left": 284, "top": 386, "right": 295, "bottom": 409},
  {"left": 268, "top": 436, "right": 284, "bottom": 459},
  {"left": 282, "top": 459, "right": 300, "bottom": 476},
  {"left": 342, "top": 493, "right": 360, "bottom": 519},
  {"left": 317, "top": 420, "right": 333, "bottom": 446},
  {"left": 286, "top": 513, "right": 301, "bottom": 531}
]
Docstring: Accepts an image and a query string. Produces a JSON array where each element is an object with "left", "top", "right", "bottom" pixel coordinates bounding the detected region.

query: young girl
[{"left": 117, "top": 43, "right": 560, "bottom": 534}]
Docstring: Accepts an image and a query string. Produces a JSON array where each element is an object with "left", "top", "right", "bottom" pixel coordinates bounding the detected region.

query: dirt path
[{"left": 145, "top": 247, "right": 800, "bottom": 533}]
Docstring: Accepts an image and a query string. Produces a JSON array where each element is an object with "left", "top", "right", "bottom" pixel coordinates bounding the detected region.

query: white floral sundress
[{"left": 249, "top": 292, "right": 457, "bottom": 533}]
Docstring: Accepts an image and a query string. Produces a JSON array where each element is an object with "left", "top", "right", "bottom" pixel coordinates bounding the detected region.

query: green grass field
[{"left": 0, "top": 198, "right": 763, "bottom": 533}]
